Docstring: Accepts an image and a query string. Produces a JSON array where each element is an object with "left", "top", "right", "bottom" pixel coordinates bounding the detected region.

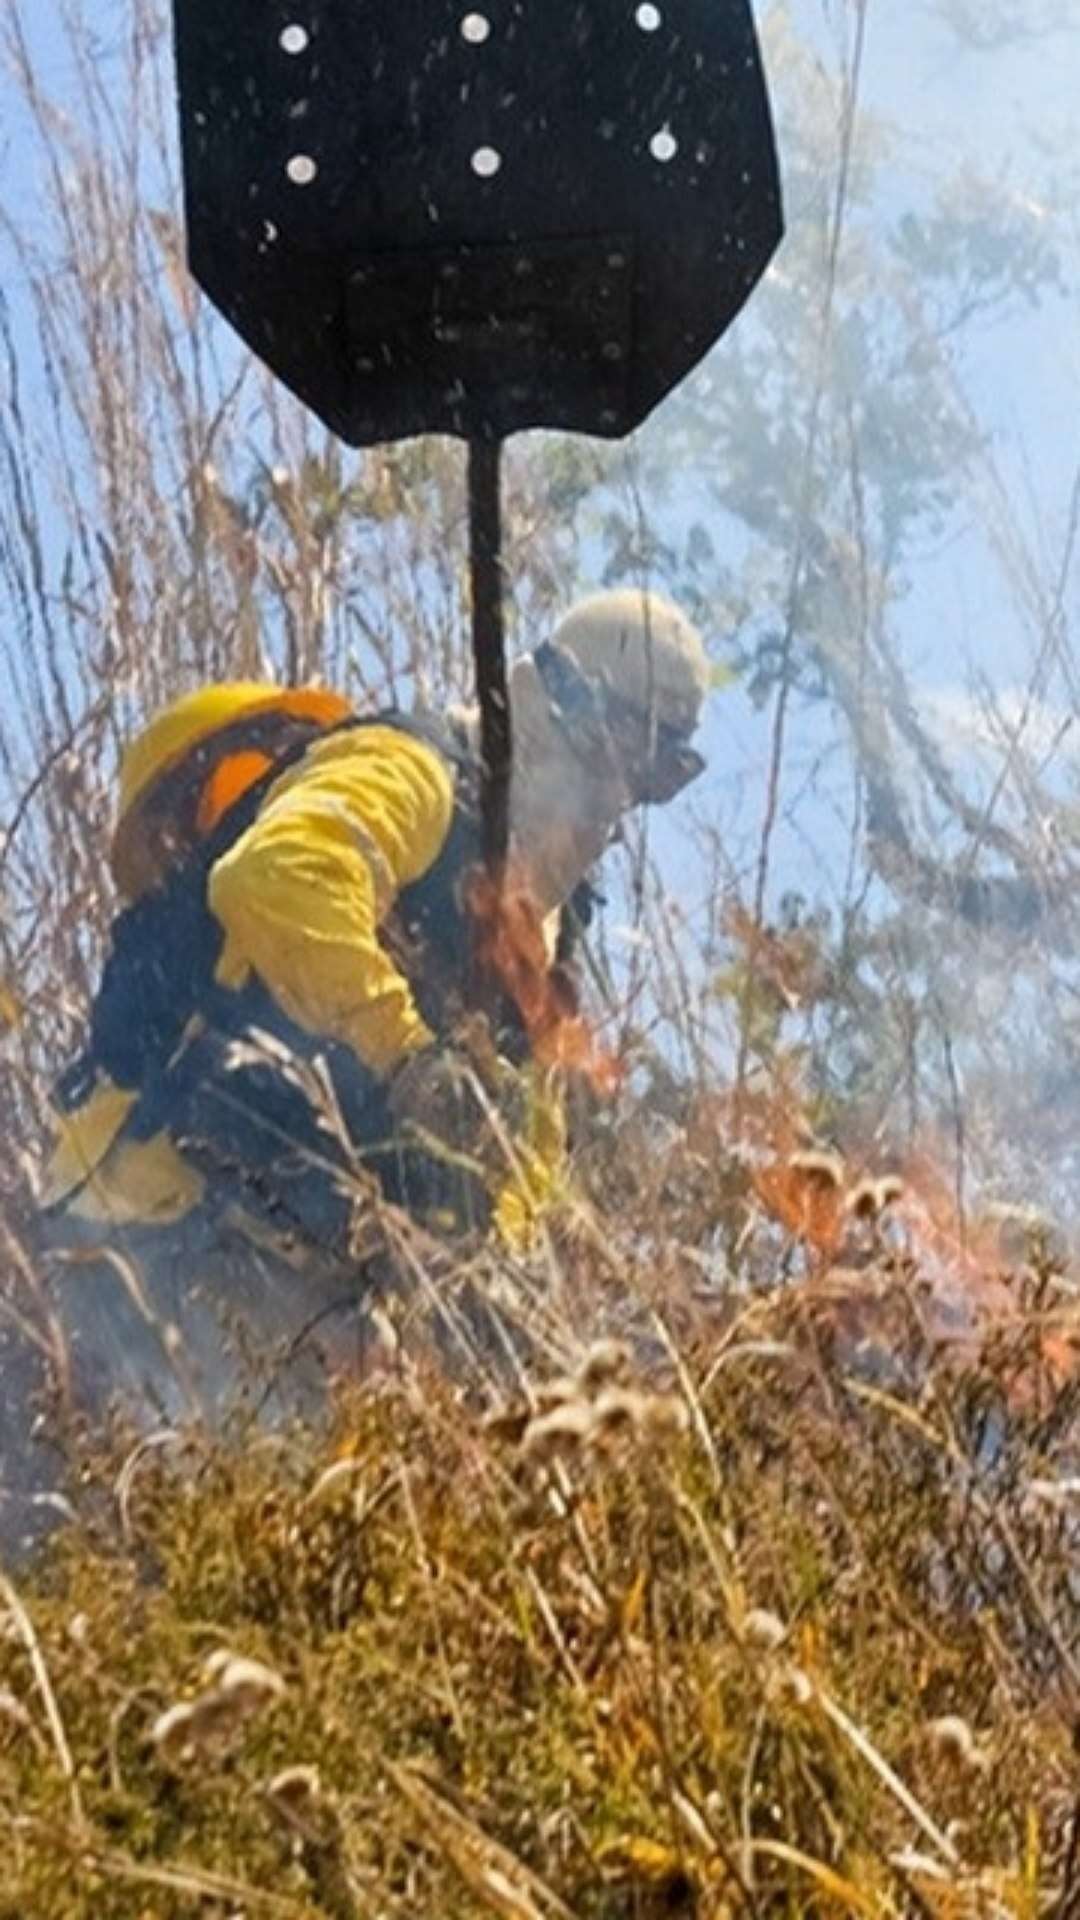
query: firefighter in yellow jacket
[{"left": 42, "top": 589, "right": 709, "bottom": 1388}]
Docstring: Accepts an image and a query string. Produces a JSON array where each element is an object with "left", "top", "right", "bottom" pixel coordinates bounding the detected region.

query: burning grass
[{"left": 1, "top": 1151, "right": 1080, "bottom": 1918}]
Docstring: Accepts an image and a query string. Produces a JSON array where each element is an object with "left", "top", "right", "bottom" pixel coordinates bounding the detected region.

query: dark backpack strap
[{"left": 56, "top": 745, "right": 303, "bottom": 1111}]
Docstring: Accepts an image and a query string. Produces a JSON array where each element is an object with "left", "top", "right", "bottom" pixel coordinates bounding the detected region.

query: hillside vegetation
[{"left": 1, "top": 1138, "right": 1078, "bottom": 1919}]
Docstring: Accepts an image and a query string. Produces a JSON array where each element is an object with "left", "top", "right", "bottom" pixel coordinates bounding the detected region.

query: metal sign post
[
  {"left": 467, "top": 437, "right": 511, "bottom": 871},
  {"left": 170, "top": 2, "right": 784, "bottom": 873}
]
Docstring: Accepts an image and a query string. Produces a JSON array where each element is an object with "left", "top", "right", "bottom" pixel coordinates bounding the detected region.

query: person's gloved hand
[
  {"left": 387, "top": 1043, "right": 484, "bottom": 1150},
  {"left": 386, "top": 1043, "right": 498, "bottom": 1234}
]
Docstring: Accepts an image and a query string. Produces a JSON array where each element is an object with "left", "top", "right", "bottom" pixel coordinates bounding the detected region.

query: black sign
[{"left": 173, "top": 2, "right": 783, "bottom": 444}]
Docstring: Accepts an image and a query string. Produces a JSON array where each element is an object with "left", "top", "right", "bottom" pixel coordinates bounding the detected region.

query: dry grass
[{"left": 0, "top": 1170, "right": 1079, "bottom": 1916}]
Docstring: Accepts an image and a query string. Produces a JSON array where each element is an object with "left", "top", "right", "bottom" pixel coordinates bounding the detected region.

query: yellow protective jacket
[{"left": 46, "top": 710, "right": 567, "bottom": 1246}]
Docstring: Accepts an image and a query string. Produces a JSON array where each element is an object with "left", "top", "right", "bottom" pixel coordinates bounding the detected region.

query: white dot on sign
[
  {"left": 471, "top": 145, "right": 501, "bottom": 178},
  {"left": 650, "top": 127, "right": 678, "bottom": 162},
  {"left": 461, "top": 12, "right": 491, "bottom": 43},
  {"left": 279, "top": 24, "right": 309, "bottom": 55},
  {"left": 286, "top": 153, "right": 317, "bottom": 185},
  {"left": 636, "top": 3, "right": 662, "bottom": 29}
]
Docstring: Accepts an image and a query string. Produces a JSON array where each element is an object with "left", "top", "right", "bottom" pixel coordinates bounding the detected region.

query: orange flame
[
  {"left": 751, "top": 1158, "right": 846, "bottom": 1258},
  {"left": 712, "top": 1068, "right": 1078, "bottom": 1393},
  {"left": 468, "top": 863, "right": 621, "bottom": 1093}
]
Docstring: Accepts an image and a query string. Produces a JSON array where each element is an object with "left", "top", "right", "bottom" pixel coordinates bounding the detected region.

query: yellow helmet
[{"left": 112, "top": 682, "right": 352, "bottom": 897}]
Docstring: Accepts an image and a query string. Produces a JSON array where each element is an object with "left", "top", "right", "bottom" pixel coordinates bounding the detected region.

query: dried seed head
[
  {"left": 924, "top": 1715, "right": 988, "bottom": 1772},
  {"left": 265, "top": 1764, "right": 326, "bottom": 1837},
  {"left": 522, "top": 1401, "right": 595, "bottom": 1459},
  {"left": 847, "top": 1175, "right": 903, "bottom": 1221},
  {"left": 151, "top": 1701, "right": 201, "bottom": 1764},
  {"left": 789, "top": 1149, "right": 844, "bottom": 1191},
  {"left": 152, "top": 1695, "right": 245, "bottom": 1765},
  {"left": 575, "top": 1339, "right": 634, "bottom": 1393},
  {"left": 535, "top": 1375, "right": 585, "bottom": 1413},
  {"left": 847, "top": 1178, "right": 883, "bottom": 1221},
  {"left": 214, "top": 1656, "right": 287, "bottom": 1713},
  {"left": 590, "top": 1387, "right": 649, "bottom": 1436},
  {"left": 769, "top": 1663, "right": 813, "bottom": 1707},
  {"left": 268, "top": 1763, "right": 321, "bottom": 1810},
  {"left": 154, "top": 1654, "right": 287, "bottom": 1768},
  {"left": 742, "top": 1608, "right": 787, "bottom": 1652}
]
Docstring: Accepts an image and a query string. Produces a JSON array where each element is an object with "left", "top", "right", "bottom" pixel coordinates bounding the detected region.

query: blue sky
[
  {"left": 705, "top": 1, "right": 1080, "bottom": 908},
  {"left": 4, "top": 0, "right": 1076, "bottom": 764}
]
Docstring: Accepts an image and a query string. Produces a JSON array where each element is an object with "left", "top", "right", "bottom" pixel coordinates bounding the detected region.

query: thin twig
[{"left": 0, "top": 1569, "right": 85, "bottom": 1831}]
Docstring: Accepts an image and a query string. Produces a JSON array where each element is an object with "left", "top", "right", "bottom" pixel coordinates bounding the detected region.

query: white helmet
[
  {"left": 541, "top": 588, "right": 709, "bottom": 803},
  {"left": 506, "top": 589, "right": 709, "bottom": 908},
  {"left": 551, "top": 589, "right": 710, "bottom": 739}
]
